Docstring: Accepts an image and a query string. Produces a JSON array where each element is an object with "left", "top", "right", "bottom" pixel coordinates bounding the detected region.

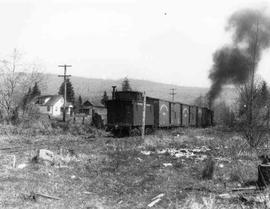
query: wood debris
[
  {"left": 22, "top": 191, "right": 61, "bottom": 201},
  {"left": 147, "top": 193, "right": 164, "bottom": 207}
]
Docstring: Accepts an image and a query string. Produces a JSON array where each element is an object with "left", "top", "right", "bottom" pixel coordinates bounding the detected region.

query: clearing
[{"left": 0, "top": 128, "right": 266, "bottom": 208}]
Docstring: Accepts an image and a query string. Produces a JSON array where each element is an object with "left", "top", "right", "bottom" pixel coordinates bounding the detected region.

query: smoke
[
  {"left": 208, "top": 47, "right": 250, "bottom": 104},
  {"left": 228, "top": 9, "right": 270, "bottom": 58},
  {"left": 208, "top": 8, "right": 270, "bottom": 106}
]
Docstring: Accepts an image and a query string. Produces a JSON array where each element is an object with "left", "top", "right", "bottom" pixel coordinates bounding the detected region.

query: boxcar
[
  {"left": 207, "top": 109, "right": 214, "bottom": 126},
  {"left": 189, "top": 106, "right": 197, "bottom": 126},
  {"left": 181, "top": 104, "right": 189, "bottom": 127},
  {"left": 106, "top": 90, "right": 213, "bottom": 136},
  {"left": 197, "top": 107, "right": 203, "bottom": 127},
  {"left": 201, "top": 107, "right": 212, "bottom": 127},
  {"left": 157, "top": 99, "right": 170, "bottom": 127},
  {"left": 170, "top": 102, "right": 181, "bottom": 126}
]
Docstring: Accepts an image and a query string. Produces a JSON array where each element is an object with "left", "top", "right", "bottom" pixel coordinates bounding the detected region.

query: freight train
[{"left": 106, "top": 90, "right": 213, "bottom": 136}]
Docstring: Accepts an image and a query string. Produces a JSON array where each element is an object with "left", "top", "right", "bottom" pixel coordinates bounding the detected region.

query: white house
[{"left": 32, "top": 95, "right": 73, "bottom": 117}]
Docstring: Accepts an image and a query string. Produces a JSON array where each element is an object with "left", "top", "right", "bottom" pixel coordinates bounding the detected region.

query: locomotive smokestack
[{"left": 112, "top": 86, "right": 117, "bottom": 100}]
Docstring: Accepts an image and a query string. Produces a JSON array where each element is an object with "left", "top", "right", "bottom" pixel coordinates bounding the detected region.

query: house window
[
  {"left": 47, "top": 106, "right": 50, "bottom": 112},
  {"left": 55, "top": 107, "right": 58, "bottom": 111}
]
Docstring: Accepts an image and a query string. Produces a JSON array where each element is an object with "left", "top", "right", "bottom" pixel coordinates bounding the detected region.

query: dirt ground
[{"left": 0, "top": 128, "right": 267, "bottom": 209}]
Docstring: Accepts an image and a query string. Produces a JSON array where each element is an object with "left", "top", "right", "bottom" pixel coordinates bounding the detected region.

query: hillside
[{"left": 43, "top": 74, "right": 237, "bottom": 105}]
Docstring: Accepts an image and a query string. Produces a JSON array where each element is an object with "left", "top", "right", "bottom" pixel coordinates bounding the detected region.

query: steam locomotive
[{"left": 106, "top": 90, "right": 213, "bottom": 136}]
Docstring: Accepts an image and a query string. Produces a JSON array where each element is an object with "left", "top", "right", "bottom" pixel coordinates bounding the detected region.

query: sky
[{"left": 0, "top": 0, "right": 270, "bottom": 87}]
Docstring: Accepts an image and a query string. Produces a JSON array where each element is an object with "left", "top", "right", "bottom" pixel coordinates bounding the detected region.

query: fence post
[{"left": 142, "top": 91, "right": 146, "bottom": 139}]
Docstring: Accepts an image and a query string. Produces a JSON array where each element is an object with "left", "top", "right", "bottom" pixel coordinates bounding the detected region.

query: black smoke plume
[
  {"left": 208, "top": 8, "right": 270, "bottom": 106},
  {"left": 208, "top": 47, "right": 250, "bottom": 105}
]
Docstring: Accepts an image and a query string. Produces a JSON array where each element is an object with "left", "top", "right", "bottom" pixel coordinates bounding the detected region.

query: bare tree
[
  {"left": 0, "top": 49, "right": 46, "bottom": 123},
  {"left": 237, "top": 77, "right": 269, "bottom": 148},
  {"left": 224, "top": 9, "right": 270, "bottom": 148}
]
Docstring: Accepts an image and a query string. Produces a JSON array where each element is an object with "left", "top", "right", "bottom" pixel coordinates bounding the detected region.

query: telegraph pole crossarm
[{"left": 58, "top": 64, "right": 72, "bottom": 122}]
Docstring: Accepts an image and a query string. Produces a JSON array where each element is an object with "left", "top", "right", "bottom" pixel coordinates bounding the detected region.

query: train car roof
[
  {"left": 113, "top": 90, "right": 212, "bottom": 110},
  {"left": 147, "top": 96, "right": 191, "bottom": 107}
]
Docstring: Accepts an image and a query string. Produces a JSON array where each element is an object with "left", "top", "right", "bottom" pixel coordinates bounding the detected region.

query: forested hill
[{"left": 43, "top": 74, "right": 236, "bottom": 105}]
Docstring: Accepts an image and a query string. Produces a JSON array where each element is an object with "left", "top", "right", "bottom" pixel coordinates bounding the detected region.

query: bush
[
  {"left": 213, "top": 102, "right": 236, "bottom": 128},
  {"left": 51, "top": 120, "right": 99, "bottom": 136},
  {"left": 202, "top": 157, "right": 215, "bottom": 180}
]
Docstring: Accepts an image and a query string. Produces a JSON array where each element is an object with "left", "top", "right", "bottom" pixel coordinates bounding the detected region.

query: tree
[
  {"left": 21, "top": 82, "right": 43, "bottom": 114},
  {"left": 74, "top": 95, "right": 83, "bottom": 113},
  {"left": 101, "top": 91, "right": 108, "bottom": 105},
  {"left": 0, "top": 49, "right": 45, "bottom": 123},
  {"left": 213, "top": 101, "right": 235, "bottom": 127},
  {"left": 258, "top": 81, "right": 269, "bottom": 106},
  {"left": 237, "top": 78, "right": 270, "bottom": 147},
  {"left": 31, "top": 82, "right": 41, "bottom": 98},
  {"left": 21, "top": 87, "right": 32, "bottom": 113},
  {"left": 122, "top": 77, "right": 132, "bottom": 91},
  {"left": 58, "top": 78, "right": 75, "bottom": 104},
  {"left": 223, "top": 9, "right": 270, "bottom": 148},
  {"left": 78, "top": 95, "right": 82, "bottom": 106}
]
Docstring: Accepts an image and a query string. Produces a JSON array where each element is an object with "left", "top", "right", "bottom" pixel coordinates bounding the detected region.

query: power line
[
  {"left": 58, "top": 64, "right": 72, "bottom": 122},
  {"left": 170, "top": 88, "right": 176, "bottom": 102}
]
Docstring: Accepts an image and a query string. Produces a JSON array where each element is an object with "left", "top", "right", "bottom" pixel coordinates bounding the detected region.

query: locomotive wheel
[{"left": 130, "top": 128, "right": 141, "bottom": 136}]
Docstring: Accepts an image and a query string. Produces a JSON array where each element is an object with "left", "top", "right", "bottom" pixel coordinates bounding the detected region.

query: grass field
[{"left": 0, "top": 127, "right": 268, "bottom": 209}]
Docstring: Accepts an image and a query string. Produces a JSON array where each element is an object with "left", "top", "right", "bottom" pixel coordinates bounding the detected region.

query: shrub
[
  {"left": 202, "top": 157, "right": 215, "bottom": 180},
  {"left": 229, "top": 171, "right": 241, "bottom": 182}
]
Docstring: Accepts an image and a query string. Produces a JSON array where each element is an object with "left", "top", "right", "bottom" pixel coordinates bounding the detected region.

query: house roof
[
  {"left": 31, "top": 95, "right": 53, "bottom": 105},
  {"left": 45, "top": 95, "right": 63, "bottom": 106},
  {"left": 83, "top": 100, "right": 105, "bottom": 108},
  {"left": 33, "top": 95, "right": 73, "bottom": 107}
]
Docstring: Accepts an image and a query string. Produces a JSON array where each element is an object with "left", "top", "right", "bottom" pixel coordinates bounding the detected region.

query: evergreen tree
[
  {"left": 74, "top": 95, "right": 83, "bottom": 113},
  {"left": 31, "top": 82, "right": 41, "bottom": 98},
  {"left": 260, "top": 81, "right": 269, "bottom": 104},
  {"left": 58, "top": 78, "right": 75, "bottom": 104},
  {"left": 78, "top": 95, "right": 82, "bottom": 106},
  {"left": 101, "top": 91, "right": 109, "bottom": 105},
  {"left": 122, "top": 77, "right": 132, "bottom": 91}
]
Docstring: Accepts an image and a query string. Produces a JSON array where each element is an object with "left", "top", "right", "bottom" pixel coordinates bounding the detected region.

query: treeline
[
  {"left": 194, "top": 78, "right": 270, "bottom": 148},
  {"left": 0, "top": 49, "right": 134, "bottom": 124}
]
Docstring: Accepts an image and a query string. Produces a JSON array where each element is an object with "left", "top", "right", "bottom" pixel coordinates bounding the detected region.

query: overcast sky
[{"left": 1, "top": 0, "right": 270, "bottom": 87}]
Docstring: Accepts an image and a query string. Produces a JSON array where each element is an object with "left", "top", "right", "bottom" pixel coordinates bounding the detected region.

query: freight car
[{"left": 106, "top": 90, "right": 213, "bottom": 136}]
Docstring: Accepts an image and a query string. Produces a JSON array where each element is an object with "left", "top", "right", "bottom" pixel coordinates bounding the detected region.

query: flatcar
[{"left": 106, "top": 90, "right": 213, "bottom": 136}]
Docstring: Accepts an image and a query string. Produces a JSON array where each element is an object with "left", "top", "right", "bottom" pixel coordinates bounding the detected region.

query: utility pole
[
  {"left": 58, "top": 64, "right": 72, "bottom": 122},
  {"left": 170, "top": 88, "right": 176, "bottom": 102}
]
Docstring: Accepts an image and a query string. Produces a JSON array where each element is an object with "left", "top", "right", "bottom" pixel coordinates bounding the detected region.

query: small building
[
  {"left": 32, "top": 95, "right": 73, "bottom": 117},
  {"left": 79, "top": 100, "right": 107, "bottom": 124}
]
